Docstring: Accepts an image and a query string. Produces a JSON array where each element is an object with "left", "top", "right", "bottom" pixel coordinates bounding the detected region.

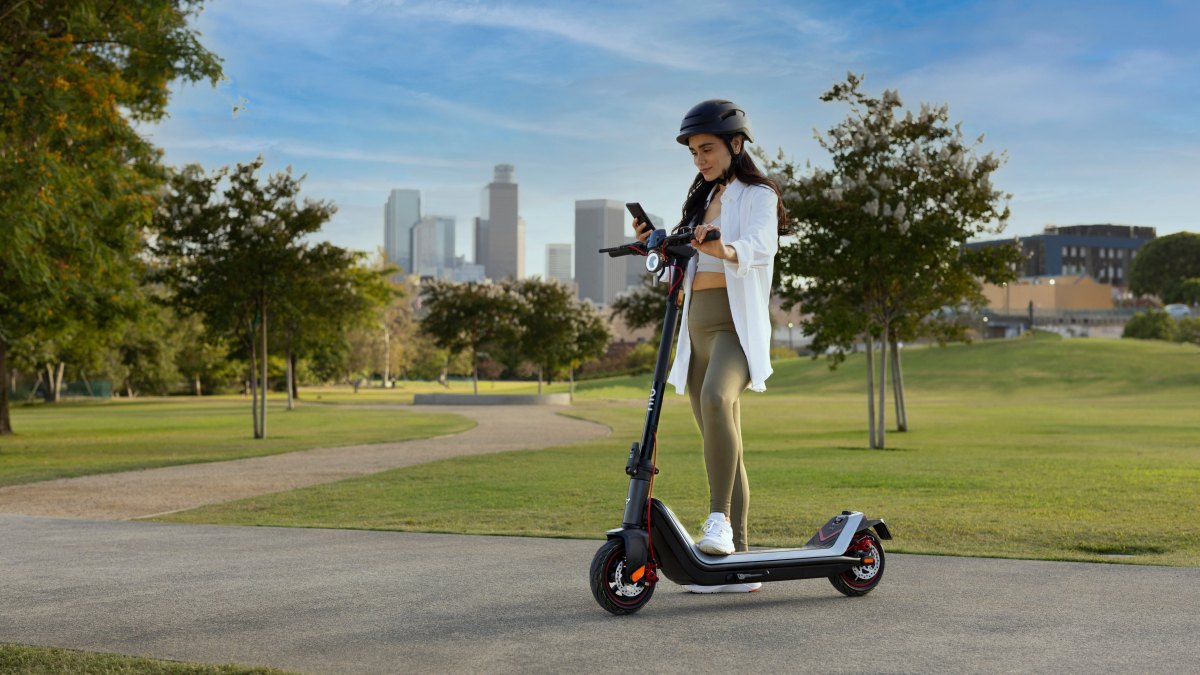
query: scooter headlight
[{"left": 645, "top": 251, "right": 663, "bottom": 273}]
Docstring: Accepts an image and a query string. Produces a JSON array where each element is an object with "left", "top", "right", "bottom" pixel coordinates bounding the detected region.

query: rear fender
[{"left": 857, "top": 518, "right": 893, "bottom": 540}]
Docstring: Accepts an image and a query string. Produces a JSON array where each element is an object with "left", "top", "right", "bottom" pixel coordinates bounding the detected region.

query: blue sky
[{"left": 146, "top": 0, "right": 1200, "bottom": 278}]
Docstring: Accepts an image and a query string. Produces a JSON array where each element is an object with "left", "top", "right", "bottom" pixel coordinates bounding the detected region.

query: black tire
[
  {"left": 830, "top": 531, "right": 885, "bottom": 597},
  {"left": 590, "top": 539, "right": 655, "bottom": 615}
]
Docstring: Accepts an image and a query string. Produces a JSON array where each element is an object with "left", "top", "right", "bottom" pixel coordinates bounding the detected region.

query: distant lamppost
[{"left": 787, "top": 321, "right": 794, "bottom": 351}]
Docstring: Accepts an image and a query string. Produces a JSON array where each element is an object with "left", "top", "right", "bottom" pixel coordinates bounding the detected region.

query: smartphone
[{"left": 626, "top": 202, "right": 654, "bottom": 235}]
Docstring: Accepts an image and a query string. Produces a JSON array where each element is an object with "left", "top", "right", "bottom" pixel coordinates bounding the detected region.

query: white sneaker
[
  {"left": 696, "top": 514, "right": 735, "bottom": 555},
  {"left": 684, "top": 582, "right": 762, "bottom": 593}
]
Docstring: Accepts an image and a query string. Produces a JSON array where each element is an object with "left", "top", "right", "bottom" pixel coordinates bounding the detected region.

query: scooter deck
[{"left": 647, "top": 499, "right": 867, "bottom": 586}]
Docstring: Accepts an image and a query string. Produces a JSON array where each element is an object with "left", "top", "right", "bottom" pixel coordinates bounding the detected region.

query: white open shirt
[{"left": 666, "top": 178, "right": 779, "bottom": 394}]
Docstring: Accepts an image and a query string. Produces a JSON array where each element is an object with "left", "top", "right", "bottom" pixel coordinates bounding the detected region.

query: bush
[
  {"left": 1122, "top": 310, "right": 1177, "bottom": 341},
  {"left": 770, "top": 345, "right": 799, "bottom": 361},
  {"left": 1175, "top": 316, "right": 1200, "bottom": 345}
]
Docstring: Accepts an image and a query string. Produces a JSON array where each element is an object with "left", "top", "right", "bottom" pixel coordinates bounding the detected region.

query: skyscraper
[
  {"left": 478, "top": 164, "right": 523, "bottom": 280},
  {"left": 575, "top": 199, "right": 627, "bottom": 305},
  {"left": 411, "top": 215, "right": 456, "bottom": 280},
  {"left": 384, "top": 189, "right": 420, "bottom": 274},
  {"left": 546, "top": 243, "right": 572, "bottom": 285}
]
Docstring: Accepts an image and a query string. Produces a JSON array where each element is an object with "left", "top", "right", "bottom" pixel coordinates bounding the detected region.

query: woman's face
[{"left": 688, "top": 133, "right": 742, "bottom": 182}]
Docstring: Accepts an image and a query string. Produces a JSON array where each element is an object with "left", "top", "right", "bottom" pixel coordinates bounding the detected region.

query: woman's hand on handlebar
[
  {"left": 692, "top": 223, "right": 735, "bottom": 261},
  {"left": 633, "top": 218, "right": 652, "bottom": 244}
]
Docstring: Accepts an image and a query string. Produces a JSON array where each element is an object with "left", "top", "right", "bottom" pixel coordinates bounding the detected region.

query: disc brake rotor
[
  {"left": 851, "top": 542, "right": 881, "bottom": 581},
  {"left": 610, "top": 559, "right": 645, "bottom": 597}
]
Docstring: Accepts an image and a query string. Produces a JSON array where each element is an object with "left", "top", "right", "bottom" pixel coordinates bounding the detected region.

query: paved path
[
  {"left": 0, "top": 405, "right": 609, "bottom": 520},
  {"left": 2, "top": 515, "right": 1197, "bottom": 674}
]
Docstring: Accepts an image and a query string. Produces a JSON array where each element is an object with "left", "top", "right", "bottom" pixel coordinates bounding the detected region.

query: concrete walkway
[
  {"left": 2, "top": 515, "right": 1197, "bottom": 674},
  {"left": 0, "top": 405, "right": 609, "bottom": 520}
]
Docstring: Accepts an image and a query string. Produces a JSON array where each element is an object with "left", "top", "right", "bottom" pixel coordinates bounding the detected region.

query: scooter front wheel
[
  {"left": 830, "top": 530, "right": 885, "bottom": 597},
  {"left": 590, "top": 538, "right": 655, "bottom": 615}
]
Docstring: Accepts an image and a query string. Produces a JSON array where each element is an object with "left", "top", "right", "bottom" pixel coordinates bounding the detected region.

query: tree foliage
[
  {"left": 1128, "top": 232, "right": 1200, "bottom": 304},
  {"left": 152, "top": 158, "right": 343, "bottom": 437},
  {"left": 501, "top": 278, "right": 610, "bottom": 392},
  {"left": 765, "top": 73, "right": 1022, "bottom": 448},
  {"left": 419, "top": 281, "right": 527, "bottom": 395},
  {"left": 0, "top": 0, "right": 221, "bottom": 434},
  {"left": 610, "top": 275, "right": 668, "bottom": 339}
]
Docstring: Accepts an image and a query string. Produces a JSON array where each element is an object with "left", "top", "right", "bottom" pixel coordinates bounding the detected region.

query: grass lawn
[
  {"left": 0, "top": 398, "right": 473, "bottom": 487},
  {"left": 0, "top": 643, "right": 292, "bottom": 674},
  {"left": 160, "top": 333, "right": 1200, "bottom": 567}
]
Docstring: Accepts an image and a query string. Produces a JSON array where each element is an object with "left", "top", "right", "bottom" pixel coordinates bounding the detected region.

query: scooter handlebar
[{"left": 597, "top": 228, "right": 719, "bottom": 258}]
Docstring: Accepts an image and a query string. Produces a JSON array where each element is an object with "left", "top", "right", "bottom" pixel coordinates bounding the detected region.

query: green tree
[
  {"left": 153, "top": 159, "right": 336, "bottom": 438},
  {"left": 173, "top": 312, "right": 231, "bottom": 396},
  {"left": 0, "top": 0, "right": 221, "bottom": 433},
  {"left": 502, "top": 278, "right": 585, "bottom": 393},
  {"left": 767, "top": 74, "right": 1021, "bottom": 449},
  {"left": 610, "top": 275, "right": 669, "bottom": 339},
  {"left": 274, "top": 244, "right": 394, "bottom": 408},
  {"left": 418, "top": 281, "right": 526, "bottom": 395},
  {"left": 1177, "top": 279, "right": 1200, "bottom": 307},
  {"left": 1129, "top": 233, "right": 1200, "bottom": 304},
  {"left": 564, "top": 300, "right": 611, "bottom": 400}
]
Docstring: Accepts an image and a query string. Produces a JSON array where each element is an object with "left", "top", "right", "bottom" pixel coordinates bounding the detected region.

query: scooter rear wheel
[
  {"left": 829, "top": 531, "right": 885, "bottom": 597},
  {"left": 590, "top": 539, "right": 655, "bottom": 615}
]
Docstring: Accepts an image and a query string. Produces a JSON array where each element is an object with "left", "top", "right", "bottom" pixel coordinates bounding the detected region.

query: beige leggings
[{"left": 686, "top": 288, "right": 751, "bottom": 552}]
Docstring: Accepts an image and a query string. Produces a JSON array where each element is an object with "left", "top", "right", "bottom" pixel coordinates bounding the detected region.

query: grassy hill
[{"left": 164, "top": 334, "right": 1200, "bottom": 566}]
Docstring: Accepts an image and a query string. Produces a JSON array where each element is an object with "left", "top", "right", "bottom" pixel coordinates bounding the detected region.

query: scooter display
[{"left": 589, "top": 226, "right": 893, "bottom": 615}]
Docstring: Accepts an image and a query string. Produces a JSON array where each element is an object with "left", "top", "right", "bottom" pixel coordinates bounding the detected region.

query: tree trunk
[
  {"left": 29, "top": 371, "right": 45, "bottom": 403},
  {"left": 876, "top": 322, "right": 888, "bottom": 450},
  {"left": 81, "top": 370, "right": 95, "bottom": 398},
  {"left": 0, "top": 342, "right": 13, "bottom": 435},
  {"left": 45, "top": 364, "right": 54, "bottom": 402},
  {"left": 194, "top": 374, "right": 203, "bottom": 397},
  {"left": 383, "top": 327, "right": 391, "bottom": 389},
  {"left": 865, "top": 334, "right": 876, "bottom": 449},
  {"left": 260, "top": 299, "right": 268, "bottom": 438},
  {"left": 472, "top": 347, "right": 479, "bottom": 396},
  {"left": 286, "top": 347, "right": 295, "bottom": 411},
  {"left": 537, "top": 365, "right": 543, "bottom": 395},
  {"left": 248, "top": 333, "right": 260, "bottom": 439},
  {"left": 569, "top": 366, "right": 575, "bottom": 403},
  {"left": 290, "top": 352, "right": 299, "bottom": 400},
  {"left": 891, "top": 338, "right": 908, "bottom": 432}
]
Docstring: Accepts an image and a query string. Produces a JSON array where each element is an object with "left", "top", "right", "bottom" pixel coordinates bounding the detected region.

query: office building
[
  {"left": 546, "top": 243, "right": 573, "bottom": 285},
  {"left": 575, "top": 199, "right": 628, "bottom": 305},
  {"left": 384, "top": 189, "right": 420, "bottom": 274},
  {"left": 411, "top": 215, "right": 455, "bottom": 280},
  {"left": 478, "top": 164, "right": 523, "bottom": 280},
  {"left": 969, "top": 224, "right": 1156, "bottom": 287}
]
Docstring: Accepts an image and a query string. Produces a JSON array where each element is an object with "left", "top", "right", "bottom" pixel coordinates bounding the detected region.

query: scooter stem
[{"left": 621, "top": 262, "right": 687, "bottom": 528}]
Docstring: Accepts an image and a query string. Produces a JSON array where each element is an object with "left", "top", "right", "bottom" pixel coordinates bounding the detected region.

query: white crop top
[{"left": 694, "top": 215, "right": 724, "bottom": 273}]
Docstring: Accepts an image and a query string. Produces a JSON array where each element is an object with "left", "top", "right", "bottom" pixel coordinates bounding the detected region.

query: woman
[{"left": 633, "top": 99, "right": 786, "bottom": 593}]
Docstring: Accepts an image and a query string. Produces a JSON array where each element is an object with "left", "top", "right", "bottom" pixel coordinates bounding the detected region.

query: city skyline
[{"left": 144, "top": 1, "right": 1200, "bottom": 279}]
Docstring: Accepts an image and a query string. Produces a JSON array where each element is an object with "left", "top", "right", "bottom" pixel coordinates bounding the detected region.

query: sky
[{"left": 145, "top": 0, "right": 1200, "bottom": 279}]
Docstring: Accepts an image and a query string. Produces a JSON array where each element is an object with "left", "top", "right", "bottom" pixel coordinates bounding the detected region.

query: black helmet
[{"left": 676, "top": 99, "right": 754, "bottom": 146}]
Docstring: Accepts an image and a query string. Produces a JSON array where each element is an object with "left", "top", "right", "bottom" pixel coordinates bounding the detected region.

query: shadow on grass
[{"left": 830, "top": 445, "right": 916, "bottom": 453}]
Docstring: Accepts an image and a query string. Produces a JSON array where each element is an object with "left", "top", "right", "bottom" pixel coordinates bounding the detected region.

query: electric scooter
[{"left": 589, "top": 226, "right": 893, "bottom": 615}]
